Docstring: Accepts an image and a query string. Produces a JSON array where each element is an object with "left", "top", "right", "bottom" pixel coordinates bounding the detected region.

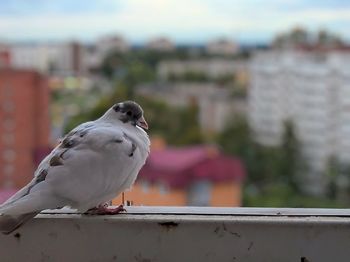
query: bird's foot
[{"left": 86, "top": 204, "right": 126, "bottom": 215}]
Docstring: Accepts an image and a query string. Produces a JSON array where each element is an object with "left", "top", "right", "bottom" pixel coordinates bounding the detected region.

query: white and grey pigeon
[{"left": 0, "top": 101, "right": 150, "bottom": 234}]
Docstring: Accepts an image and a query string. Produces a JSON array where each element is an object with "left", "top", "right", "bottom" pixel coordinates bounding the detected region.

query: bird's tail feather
[
  {"left": 0, "top": 212, "right": 39, "bottom": 235},
  {"left": 0, "top": 193, "right": 64, "bottom": 234}
]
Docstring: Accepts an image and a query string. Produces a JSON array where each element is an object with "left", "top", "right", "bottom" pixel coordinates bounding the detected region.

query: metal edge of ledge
[
  {"left": 4, "top": 208, "right": 350, "bottom": 262},
  {"left": 41, "top": 206, "right": 350, "bottom": 217}
]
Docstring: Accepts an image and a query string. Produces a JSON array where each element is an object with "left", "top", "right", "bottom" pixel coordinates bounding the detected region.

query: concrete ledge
[{"left": 1, "top": 207, "right": 350, "bottom": 262}]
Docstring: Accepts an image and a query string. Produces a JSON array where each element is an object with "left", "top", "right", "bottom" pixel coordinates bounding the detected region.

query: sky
[{"left": 0, "top": 0, "right": 349, "bottom": 44}]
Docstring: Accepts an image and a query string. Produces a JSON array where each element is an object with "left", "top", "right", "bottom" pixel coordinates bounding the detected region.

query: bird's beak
[{"left": 137, "top": 116, "right": 149, "bottom": 130}]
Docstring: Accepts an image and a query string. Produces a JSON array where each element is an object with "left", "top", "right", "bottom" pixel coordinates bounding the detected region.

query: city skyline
[{"left": 0, "top": 0, "right": 349, "bottom": 44}]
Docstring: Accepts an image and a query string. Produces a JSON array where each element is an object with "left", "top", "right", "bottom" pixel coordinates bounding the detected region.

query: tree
[
  {"left": 65, "top": 84, "right": 203, "bottom": 146},
  {"left": 272, "top": 27, "right": 345, "bottom": 49},
  {"left": 317, "top": 29, "right": 343, "bottom": 47},
  {"left": 278, "top": 120, "right": 304, "bottom": 193},
  {"left": 289, "top": 27, "right": 309, "bottom": 45},
  {"left": 216, "top": 115, "right": 278, "bottom": 187},
  {"left": 217, "top": 116, "right": 323, "bottom": 207},
  {"left": 326, "top": 156, "right": 340, "bottom": 199},
  {"left": 134, "top": 96, "right": 203, "bottom": 145}
]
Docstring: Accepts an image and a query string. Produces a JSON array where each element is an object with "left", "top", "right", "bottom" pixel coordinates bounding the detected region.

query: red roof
[
  {"left": 138, "top": 146, "right": 245, "bottom": 188},
  {"left": 145, "top": 146, "right": 211, "bottom": 171},
  {"left": 193, "top": 156, "right": 245, "bottom": 182}
]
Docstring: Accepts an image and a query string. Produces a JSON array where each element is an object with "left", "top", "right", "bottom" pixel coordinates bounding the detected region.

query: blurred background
[{"left": 0, "top": 0, "right": 349, "bottom": 208}]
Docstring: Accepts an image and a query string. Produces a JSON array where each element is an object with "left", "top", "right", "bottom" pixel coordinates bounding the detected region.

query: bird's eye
[{"left": 126, "top": 111, "right": 132, "bottom": 116}]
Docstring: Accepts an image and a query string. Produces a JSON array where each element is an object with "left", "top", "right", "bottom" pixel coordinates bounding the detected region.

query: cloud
[
  {"left": 0, "top": 0, "right": 121, "bottom": 15},
  {"left": 0, "top": 0, "right": 349, "bottom": 43}
]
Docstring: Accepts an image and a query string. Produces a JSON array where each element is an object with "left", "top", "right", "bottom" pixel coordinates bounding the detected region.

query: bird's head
[{"left": 109, "top": 101, "right": 148, "bottom": 130}]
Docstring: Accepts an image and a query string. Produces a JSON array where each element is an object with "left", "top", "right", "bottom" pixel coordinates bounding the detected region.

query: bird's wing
[
  {"left": 34, "top": 121, "right": 97, "bottom": 177},
  {"left": 2, "top": 121, "right": 97, "bottom": 207}
]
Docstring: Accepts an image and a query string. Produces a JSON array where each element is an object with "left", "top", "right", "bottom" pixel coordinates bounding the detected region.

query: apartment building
[
  {"left": 9, "top": 42, "right": 83, "bottom": 76},
  {"left": 249, "top": 50, "right": 350, "bottom": 192},
  {"left": 157, "top": 59, "right": 248, "bottom": 80}
]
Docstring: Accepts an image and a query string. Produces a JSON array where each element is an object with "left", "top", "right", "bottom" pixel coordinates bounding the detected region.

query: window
[
  {"left": 3, "top": 119, "right": 15, "bottom": 130},
  {"left": 2, "top": 133, "right": 15, "bottom": 145},
  {"left": 140, "top": 180, "right": 150, "bottom": 193},
  {"left": 3, "top": 149, "right": 16, "bottom": 162},
  {"left": 1, "top": 101, "right": 15, "bottom": 112},
  {"left": 3, "top": 164, "right": 14, "bottom": 176},
  {"left": 188, "top": 180, "right": 212, "bottom": 206},
  {"left": 158, "top": 182, "right": 169, "bottom": 195}
]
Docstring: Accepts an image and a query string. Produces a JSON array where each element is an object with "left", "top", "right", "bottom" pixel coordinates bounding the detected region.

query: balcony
[{"left": 1, "top": 206, "right": 349, "bottom": 262}]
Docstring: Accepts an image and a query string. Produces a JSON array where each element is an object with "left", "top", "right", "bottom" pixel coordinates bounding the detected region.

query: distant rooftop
[{"left": 139, "top": 145, "right": 245, "bottom": 188}]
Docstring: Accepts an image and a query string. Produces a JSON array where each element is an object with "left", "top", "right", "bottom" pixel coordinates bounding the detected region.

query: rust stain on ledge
[{"left": 158, "top": 221, "right": 179, "bottom": 231}]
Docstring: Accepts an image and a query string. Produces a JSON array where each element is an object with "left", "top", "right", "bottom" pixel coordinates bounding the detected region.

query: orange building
[
  {"left": 113, "top": 145, "right": 245, "bottom": 207},
  {"left": 0, "top": 69, "right": 50, "bottom": 189}
]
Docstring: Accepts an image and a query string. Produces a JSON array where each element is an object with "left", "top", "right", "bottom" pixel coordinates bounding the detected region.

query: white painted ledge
[{"left": 1, "top": 206, "right": 350, "bottom": 262}]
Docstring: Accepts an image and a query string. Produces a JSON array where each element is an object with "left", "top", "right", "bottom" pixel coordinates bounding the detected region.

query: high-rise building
[
  {"left": 9, "top": 42, "right": 83, "bottom": 76},
  {"left": 248, "top": 50, "right": 350, "bottom": 193},
  {"left": 0, "top": 69, "right": 50, "bottom": 189}
]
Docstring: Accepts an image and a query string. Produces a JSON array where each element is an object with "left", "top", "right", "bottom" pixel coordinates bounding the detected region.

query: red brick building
[{"left": 0, "top": 69, "right": 50, "bottom": 189}]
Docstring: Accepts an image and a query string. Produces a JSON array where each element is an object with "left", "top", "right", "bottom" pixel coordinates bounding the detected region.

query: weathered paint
[{"left": 0, "top": 207, "right": 350, "bottom": 262}]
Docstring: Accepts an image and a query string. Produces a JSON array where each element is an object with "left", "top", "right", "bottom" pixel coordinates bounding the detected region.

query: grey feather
[{"left": 0, "top": 212, "right": 39, "bottom": 235}]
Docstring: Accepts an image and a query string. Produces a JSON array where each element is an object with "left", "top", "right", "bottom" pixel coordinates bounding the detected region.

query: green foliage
[
  {"left": 325, "top": 157, "right": 350, "bottom": 203},
  {"left": 278, "top": 120, "right": 305, "bottom": 193},
  {"left": 217, "top": 116, "right": 283, "bottom": 187},
  {"left": 273, "top": 27, "right": 344, "bottom": 48},
  {"left": 119, "top": 62, "right": 155, "bottom": 88},
  {"left": 325, "top": 156, "right": 340, "bottom": 199},
  {"left": 64, "top": 95, "right": 114, "bottom": 132},
  {"left": 243, "top": 183, "right": 347, "bottom": 208},
  {"left": 101, "top": 49, "right": 190, "bottom": 79},
  {"left": 136, "top": 97, "right": 203, "bottom": 145},
  {"left": 217, "top": 116, "right": 251, "bottom": 156},
  {"left": 216, "top": 115, "right": 348, "bottom": 207},
  {"left": 166, "top": 72, "right": 240, "bottom": 89},
  {"left": 64, "top": 83, "right": 203, "bottom": 146},
  {"left": 168, "top": 71, "right": 209, "bottom": 82}
]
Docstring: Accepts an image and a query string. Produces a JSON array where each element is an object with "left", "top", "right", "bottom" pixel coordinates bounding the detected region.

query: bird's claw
[{"left": 85, "top": 204, "right": 126, "bottom": 215}]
